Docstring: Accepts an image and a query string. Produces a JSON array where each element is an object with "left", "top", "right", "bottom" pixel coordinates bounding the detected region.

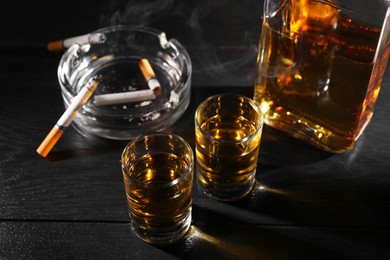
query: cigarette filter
[{"left": 36, "top": 76, "right": 101, "bottom": 157}]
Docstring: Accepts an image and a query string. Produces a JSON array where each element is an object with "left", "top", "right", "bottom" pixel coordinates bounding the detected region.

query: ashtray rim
[{"left": 56, "top": 25, "right": 192, "bottom": 140}]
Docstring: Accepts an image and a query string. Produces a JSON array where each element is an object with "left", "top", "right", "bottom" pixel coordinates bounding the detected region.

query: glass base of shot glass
[
  {"left": 196, "top": 170, "right": 256, "bottom": 201},
  {"left": 130, "top": 210, "right": 192, "bottom": 245}
]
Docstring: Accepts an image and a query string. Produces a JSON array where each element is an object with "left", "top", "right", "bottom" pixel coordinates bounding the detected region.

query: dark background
[
  {"left": 1, "top": 1, "right": 390, "bottom": 259},
  {"left": 0, "top": 0, "right": 262, "bottom": 87}
]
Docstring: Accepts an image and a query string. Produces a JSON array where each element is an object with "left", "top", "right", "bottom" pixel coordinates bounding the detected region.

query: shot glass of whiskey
[
  {"left": 195, "top": 94, "right": 263, "bottom": 201},
  {"left": 121, "top": 133, "right": 194, "bottom": 245}
]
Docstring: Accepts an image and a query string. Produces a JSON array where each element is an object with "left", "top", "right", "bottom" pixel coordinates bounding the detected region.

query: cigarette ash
[{"left": 140, "top": 111, "right": 161, "bottom": 122}]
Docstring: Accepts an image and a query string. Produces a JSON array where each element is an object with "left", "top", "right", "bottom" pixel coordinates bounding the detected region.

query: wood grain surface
[{"left": 1, "top": 0, "right": 390, "bottom": 259}]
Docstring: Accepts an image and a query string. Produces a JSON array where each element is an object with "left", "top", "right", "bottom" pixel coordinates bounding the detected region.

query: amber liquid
[
  {"left": 195, "top": 114, "right": 262, "bottom": 200},
  {"left": 123, "top": 153, "right": 192, "bottom": 229},
  {"left": 254, "top": 0, "right": 389, "bottom": 152}
]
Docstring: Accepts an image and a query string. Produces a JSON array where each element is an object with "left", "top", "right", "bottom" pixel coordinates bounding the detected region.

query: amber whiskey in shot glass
[
  {"left": 121, "top": 134, "right": 194, "bottom": 245},
  {"left": 195, "top": 94, "right": 263, "bottom": 201}
]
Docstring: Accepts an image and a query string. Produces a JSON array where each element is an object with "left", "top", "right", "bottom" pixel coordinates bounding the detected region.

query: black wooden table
[{"left": 1, "top": 1, "right": 390, "bottom": 259}]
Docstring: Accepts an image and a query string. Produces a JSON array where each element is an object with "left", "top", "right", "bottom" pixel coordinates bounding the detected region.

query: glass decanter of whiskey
[{"left": 254, "top": 0, "right": 390, "bottom": 152}]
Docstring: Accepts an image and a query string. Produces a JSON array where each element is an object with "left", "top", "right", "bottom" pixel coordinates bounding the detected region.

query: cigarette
[
  {"left": 36, "top": 76, "right": 101, "bottom": 158},
  {"left": 94, "top": 89, "right": 158, "bottom": 106},
  {"left": 47, "top": 32, "right": 106, "bottom": 52},
  {"left": 138, "top": 58, "right": 161, "bottom": 95},
  {"left": 93, "top": 58, "right": 162, "bottom": 106}
]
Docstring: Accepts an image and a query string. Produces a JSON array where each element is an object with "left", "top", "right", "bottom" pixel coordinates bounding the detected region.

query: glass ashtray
[{"left": 58, "top": 25, "right": 192, "bottom": 140}]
